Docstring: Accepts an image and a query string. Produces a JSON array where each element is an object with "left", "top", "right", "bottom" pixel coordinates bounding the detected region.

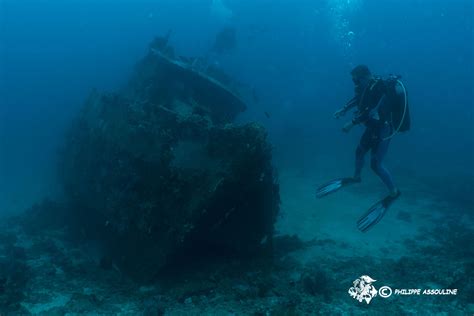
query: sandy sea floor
[{"left": 1, "top": 158, "right": 473, "bottom": 315}]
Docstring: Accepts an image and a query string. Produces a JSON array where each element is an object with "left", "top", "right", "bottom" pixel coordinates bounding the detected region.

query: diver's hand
[
  {"left": 333, "top": 108, "right": 346, "bottom": 119},
  {"left": 342, "top": 121, "right": 354, "bottom": 133}
]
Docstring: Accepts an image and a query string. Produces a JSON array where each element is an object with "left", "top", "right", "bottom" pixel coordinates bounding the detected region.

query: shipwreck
[{"left": 59, "top": 36, "right": 280, "bottom": 281}]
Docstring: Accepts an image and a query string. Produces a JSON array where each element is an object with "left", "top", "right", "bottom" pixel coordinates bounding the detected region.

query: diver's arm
[
  {"left": 334, "top": 96, "right": 358, "bottom": 118},
  {"left": 343, "top": 106, "right": 369, "bottom": 132},
  {"left": 352, "top": 95, "right": 387, "bottom": 125},
  {"left": 342, "top": 97, "right": 364, "bottom": 132},
  {"left": 351, "top": 109, "right": 368, "bottom": 125},
  {"left": 342, "top": 120, "right": 355, "bottom": 133},
  {"left": 343, "top": 96, "right": 359, "bottom": 113},
  {"left": 345, "top": 96, "right": 359, "bottom": 110}
]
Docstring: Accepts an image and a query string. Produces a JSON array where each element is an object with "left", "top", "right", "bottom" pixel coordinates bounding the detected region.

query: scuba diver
[{"left": 316, "top": 65, "right": 410, "bottom": 232}]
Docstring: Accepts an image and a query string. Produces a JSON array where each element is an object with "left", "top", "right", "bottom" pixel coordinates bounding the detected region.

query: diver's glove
[{"left": 342, "top": 121, "right": 355, "bottom": 133}]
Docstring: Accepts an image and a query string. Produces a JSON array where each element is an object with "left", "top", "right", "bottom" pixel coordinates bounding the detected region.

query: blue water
[
  {"left": 1, "top": 0, "right": 472, "bottom": 212},
  {"left": 0, "top": 0, "right": 473, "bottom": 313}
]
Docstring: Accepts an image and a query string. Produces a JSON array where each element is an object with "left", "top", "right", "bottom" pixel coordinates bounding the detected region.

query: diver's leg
[
  {"left": 354, "top": 129, "right": 371, "bottom": 181},
  {"left": 370, "top": 126, "right": 398, "bottom": 195}
]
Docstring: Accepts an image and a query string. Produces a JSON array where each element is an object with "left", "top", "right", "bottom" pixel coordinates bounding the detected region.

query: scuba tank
[{"left": 382, "top": 75, "right": 410, "bottom": 140}]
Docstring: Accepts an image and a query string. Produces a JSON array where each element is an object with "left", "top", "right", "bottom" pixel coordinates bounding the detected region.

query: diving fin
[
  {"left": 316, "top": 177, "right": 360, "bottom": 198},
  {"left": 357, "top": 191, "right": 401, "bottom": 233}
]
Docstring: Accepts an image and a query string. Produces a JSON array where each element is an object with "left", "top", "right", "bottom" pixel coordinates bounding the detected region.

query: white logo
[
  {"left": 348, "top": 275, "right": 458, "bottom": 305},
  {"left": 348, "top": 275, "right": 378, "bottom": 304},
  {"left": 379, "top": 286, "right": 393, "bottom": 298}
]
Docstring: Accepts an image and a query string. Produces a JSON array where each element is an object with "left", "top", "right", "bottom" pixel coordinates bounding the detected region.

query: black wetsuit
[{"left": 346, "top": 78, "right": 404, "bottom": 192}]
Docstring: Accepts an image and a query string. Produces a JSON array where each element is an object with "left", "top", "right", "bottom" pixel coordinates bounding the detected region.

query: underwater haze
[{"left": 0, "top": 0, "right": 473, "bottom": 314}]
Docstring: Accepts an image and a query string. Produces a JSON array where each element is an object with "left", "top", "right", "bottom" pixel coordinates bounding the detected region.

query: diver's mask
[{"left": 353, "top": 76, "right": 370, "bottom": 87}]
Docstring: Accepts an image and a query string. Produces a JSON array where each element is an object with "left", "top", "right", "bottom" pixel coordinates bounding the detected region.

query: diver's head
[{"left": 351, "top": 64, "right": 372, "bottom": 88}]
